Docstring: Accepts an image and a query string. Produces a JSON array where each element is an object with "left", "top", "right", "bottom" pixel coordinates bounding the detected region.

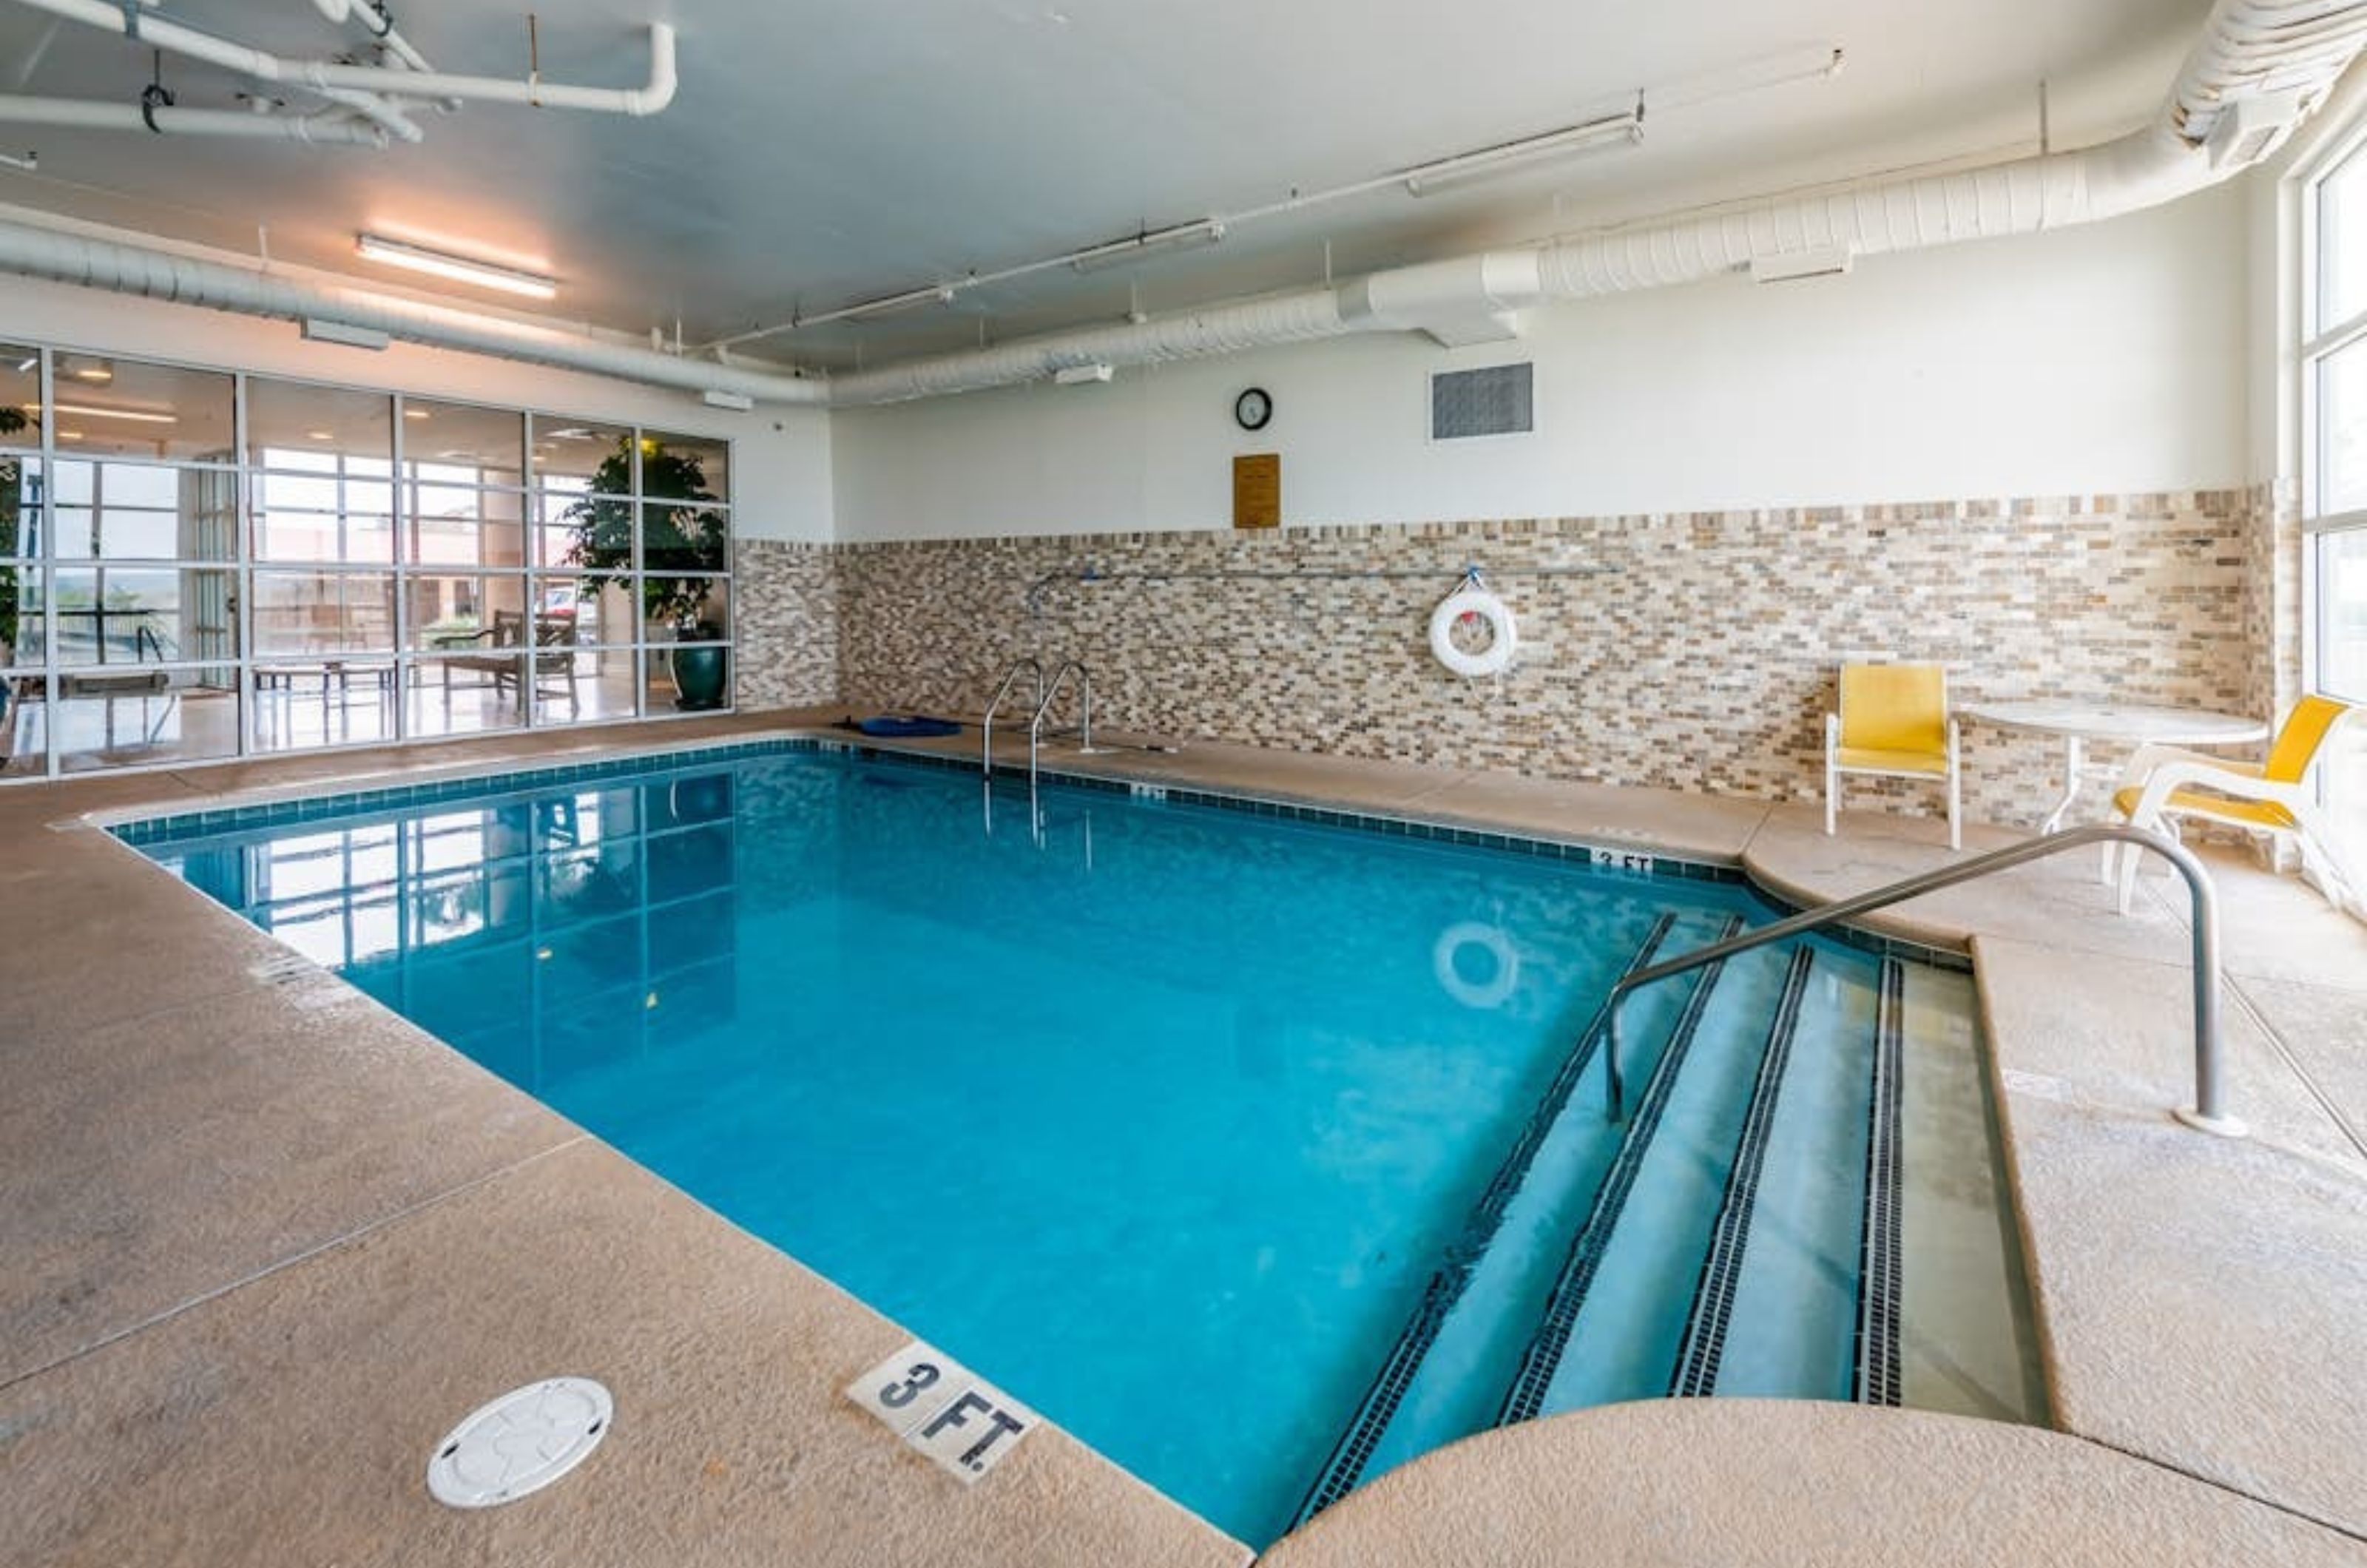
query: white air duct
[
  {"left": 828, "top": 0, "right": 2367, "bottom": 404},
  {"left": 0, "top": 0, "right": 2356, "bottom": 410},
  {"left": 0, "top": 218, "right": 825, "bottom": 405}
]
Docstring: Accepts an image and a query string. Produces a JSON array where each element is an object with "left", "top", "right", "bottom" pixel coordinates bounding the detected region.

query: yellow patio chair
[
  {"left": 1824, "top": 663, "right": 1961, "bottom": 850},
  {"left": 2106, "top": 695, "right": 2360, "bottom": 914}
]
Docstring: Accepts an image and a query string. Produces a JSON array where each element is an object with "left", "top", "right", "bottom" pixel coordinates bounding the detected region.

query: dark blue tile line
[
  {"left": 1851, "top": 958, "right": 1907, "bottom": 1408},
  {"left": 1669, "top": 946, "right": 1817, "bottom": 1398},
  {"left": 1285, "top": 912, "right": 1683, "bottom": 1532},
  {"left": 106, "top": 735, "right": 1948, "bottom": 978},
  {"left": 1494, "top": 913, "right": 1750, "bottom": 1427},
  {"left": 1750, "top": 884, "right": 1972, "bottom": 973}
]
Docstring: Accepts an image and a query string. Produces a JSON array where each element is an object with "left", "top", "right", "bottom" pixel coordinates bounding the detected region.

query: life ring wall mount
[{"left": 1429, "top": 567, "right": 1517, "bottom": 678}]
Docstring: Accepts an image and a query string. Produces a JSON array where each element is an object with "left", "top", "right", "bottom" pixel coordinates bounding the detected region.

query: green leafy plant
[
  {"left": 562, "top": 436, "right": 726, "bottom": 635},
  {"left": 0, "top": 402, "right": 27, "bottom": 658}
]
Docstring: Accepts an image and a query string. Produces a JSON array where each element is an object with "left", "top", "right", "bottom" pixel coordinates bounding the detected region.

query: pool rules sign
[{"left": 846, "top": 1341, "right": 1036, "bottom": 1484}]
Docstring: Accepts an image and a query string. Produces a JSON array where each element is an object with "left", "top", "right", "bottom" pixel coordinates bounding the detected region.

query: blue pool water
[{"left": 133, "top": 744, "right": 2032, "bottom": 1545}]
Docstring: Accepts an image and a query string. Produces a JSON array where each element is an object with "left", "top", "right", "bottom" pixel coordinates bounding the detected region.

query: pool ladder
[{"left": 982, "top": 656, "right": 1101, "bottom": 788}]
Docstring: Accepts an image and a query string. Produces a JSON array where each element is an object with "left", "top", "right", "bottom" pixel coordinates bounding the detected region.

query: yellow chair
[
  {"left": 1824, "top": 663, "right": 1961, "bottom": 850},
  {"left": 2106, "top": 695, "right": 2359, "bottom": 914}
]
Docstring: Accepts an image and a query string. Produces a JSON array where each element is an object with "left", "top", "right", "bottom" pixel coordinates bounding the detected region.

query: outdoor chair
[
  {"left": 2105, "top": 695, "right": 2360, "bottom": 914},
  {"left": 1825, "top": 663, "right": 1962, "bottom": 850},
  {"left": 442, "top": 609, "right": 580, "bottom": 712}
]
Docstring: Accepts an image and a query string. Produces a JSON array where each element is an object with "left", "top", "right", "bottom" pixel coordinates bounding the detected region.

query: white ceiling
[{"left": 0, "top": 0, "right": 2211, "bottom": 372}]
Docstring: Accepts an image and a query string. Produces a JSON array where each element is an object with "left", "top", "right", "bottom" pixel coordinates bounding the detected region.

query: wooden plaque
[{"left": 1233, "top": 453, "right": 1280, "bottom": 530}]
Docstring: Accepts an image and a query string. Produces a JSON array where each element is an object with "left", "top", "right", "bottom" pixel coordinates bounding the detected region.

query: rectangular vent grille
[{"left": 1431, "top": 363, "right": 1533, "bottom": 441}]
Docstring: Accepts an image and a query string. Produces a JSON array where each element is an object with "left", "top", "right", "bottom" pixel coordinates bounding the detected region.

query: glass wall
[
  {"left": 2306, "top": 141, "right": 2367, "bottom": 853},
  {"left": 0, "top": 344, "right": 733, "bottom": 780}
]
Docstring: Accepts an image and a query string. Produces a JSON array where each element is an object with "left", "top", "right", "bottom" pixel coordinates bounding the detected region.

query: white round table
[{"left": 1957, "top": 699, "right": 2269, "bottom": 833}]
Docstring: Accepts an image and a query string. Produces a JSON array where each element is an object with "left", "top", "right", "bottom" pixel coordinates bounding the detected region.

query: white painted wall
[
  {"left": 0, "top": 274, "right": 834, "bottom": 541},
  {"left": 831, "top": 182, "right": 2252, "bottom": 541}
]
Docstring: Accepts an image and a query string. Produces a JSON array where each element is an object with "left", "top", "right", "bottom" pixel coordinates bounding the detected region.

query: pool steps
[
  {"left": 1671, "top": 947, "right": 1817, "bottom": 1396},
  {"left": 1288, "top": 913, "right": 1689, "bottom": 1523},
  {"left": 1295, "top": 930, "right": 1900, "bottom": 1526}
]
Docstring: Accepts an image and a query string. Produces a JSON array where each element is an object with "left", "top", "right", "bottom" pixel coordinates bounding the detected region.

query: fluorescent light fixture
[
  {"left": 1401, "top": 110, "right": 1643, "bottom": 197},
  {"left": 1053, "top": 363, "right": 1114, "bottom": 386},
  {"left": 10, "top": 355, "right": 32, "bottom": 374},
  {"left": 700, "top": 388, "right": 755, "bottom": 412},
  {"left": 355, "top": 234, "right": 558, "bottom": 300},
  {"left": 831, "top": 283, "right": 959, "bottom": 324},
  {"left": 1749, "top": 245, "right": 1854, "bottom": 284},
  {"left": 1068, "top": 219, "right": 1226, "bottom": 273},
  {"left": 303, "top": 317, "right": 393, "bottom": 351},
  {"left": 27, "top": 401, "right": 178, "bottom": 425},
  {"left": 402, "top": 406, "right": 431, "bottom": 419},
  {"left": 67, "top": 360, "right": 112, "bottom": 383}
]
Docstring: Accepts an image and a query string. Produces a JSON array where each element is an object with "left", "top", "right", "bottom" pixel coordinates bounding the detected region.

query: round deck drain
[{"left": 425, "top": 1376, "right": 612, "bottom": 1509}]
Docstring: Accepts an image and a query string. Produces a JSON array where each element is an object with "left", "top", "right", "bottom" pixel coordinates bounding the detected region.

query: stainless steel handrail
[
  {"left": 1030, "top": 660, "right": 1092, "bottom": 784},
  {"left": 1600, "top": 823, "right": 2242, "bottom": 1136},
  {"left": 982, "top": 657, "right": 1044, "bottom": 777}
]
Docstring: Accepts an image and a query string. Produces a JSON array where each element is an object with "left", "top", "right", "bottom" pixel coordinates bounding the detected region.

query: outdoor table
[{"left": 1956, "top": 697, "right": 2269, "bottom": 833}]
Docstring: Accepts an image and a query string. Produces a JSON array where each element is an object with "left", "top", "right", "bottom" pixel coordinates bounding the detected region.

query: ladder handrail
[
  {"left": 1601, "top": 823, "right": 2239, "bottom": 1135},
  {"left": 1030, "top": 660, "right": 1091, "bottom": 784},
  {"left": 982, "top": 657, "right": 1044, "bottom": 777}
]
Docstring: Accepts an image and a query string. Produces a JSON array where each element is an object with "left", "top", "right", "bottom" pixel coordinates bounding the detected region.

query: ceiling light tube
[
  {"left": 27, "top": 401, "right": 178, "bottom": 425},
  {"left": 356, "top": 234, "right": 558, "bottom": 300},
  {"left": 1401, "top": 110, "right": 1644, "bottom": 197},
  {"left": 1068, "top": 220, "right": 1226, "bottom": 273},
  {"left": 828, "top": 284, "right": 960, "bottom": 324}
]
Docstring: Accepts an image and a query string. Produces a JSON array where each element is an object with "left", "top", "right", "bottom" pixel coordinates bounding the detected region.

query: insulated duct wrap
[
  {"left": 0, "top": 0, "right": 2359, "bottom": 406},
  {"left": 0, "top": 217, "right": 827, "bottom": 405}
]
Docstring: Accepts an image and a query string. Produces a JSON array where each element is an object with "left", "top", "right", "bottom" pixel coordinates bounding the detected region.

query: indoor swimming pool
[{"left": 124, "top": 740, "right": 2042, "bottom": 1546}]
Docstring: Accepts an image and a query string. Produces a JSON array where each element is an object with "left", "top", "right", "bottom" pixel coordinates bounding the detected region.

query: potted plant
[
  {"left": 564, "top": 435, "right": 730, "bottom": 710},
  {"left": 0, "top": 402, "right": 28, "bottom": 720}
]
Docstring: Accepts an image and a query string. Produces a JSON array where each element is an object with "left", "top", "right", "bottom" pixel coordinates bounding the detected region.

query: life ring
[
  {"left": 1429, "top": 586, "right": 1516, "bottom": 677},
  {"left": 1434, "top": 921, "right": 1520, "bottom": 1009}
]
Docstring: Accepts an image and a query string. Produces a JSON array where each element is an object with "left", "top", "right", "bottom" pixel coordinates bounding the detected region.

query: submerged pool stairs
[{"left": 1292, "top": 920, "right": 1900, "bottom": 1528}]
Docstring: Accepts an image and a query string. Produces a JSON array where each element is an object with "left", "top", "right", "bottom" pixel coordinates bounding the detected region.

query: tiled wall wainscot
[
  {"left": 817, "top": 493, "right": 2261, "bottom": 828},
  {"left": 734, "top": 539, "right": 842, "bottom": 712}
]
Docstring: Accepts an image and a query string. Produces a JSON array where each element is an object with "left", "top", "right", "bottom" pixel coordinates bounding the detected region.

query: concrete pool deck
[{"left": 2, "top": 709, "right": 2362, "bottom": 1564}]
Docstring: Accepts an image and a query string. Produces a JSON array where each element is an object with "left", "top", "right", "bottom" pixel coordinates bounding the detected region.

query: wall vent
[{"left": 1431, "top": 363, "right": 1533, "bottom": 440}]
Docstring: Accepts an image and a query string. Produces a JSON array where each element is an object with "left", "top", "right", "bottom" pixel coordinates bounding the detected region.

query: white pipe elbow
[{"left": 625, "top": 24, "right": 677, "bottom": 117}]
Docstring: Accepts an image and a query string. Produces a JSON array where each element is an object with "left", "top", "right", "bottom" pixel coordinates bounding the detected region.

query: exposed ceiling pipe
[
  {"left": 0, "top": 0, "right": 2354, "bottom": 412},
  {"left": 0, "top": 92, "right": 392, "bottom": 144},
  {"left": 309, "top": 0, "right": 441, "bottom": 81},
  {"left": 826, "top": 0, "right": 2367, "bottom": 405},
  {"left": 8, "top": 0, "right": 675, "bottom": 119}
]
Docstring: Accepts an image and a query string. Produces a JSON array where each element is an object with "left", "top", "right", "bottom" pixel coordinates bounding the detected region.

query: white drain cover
[{"left": 425, "top": 1376, "right": 613, "bottom": 1509}]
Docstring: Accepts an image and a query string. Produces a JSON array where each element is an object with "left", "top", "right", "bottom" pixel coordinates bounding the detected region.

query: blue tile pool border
[{"left": 102, "top": 729, "right": 1973, "bottom": 974}]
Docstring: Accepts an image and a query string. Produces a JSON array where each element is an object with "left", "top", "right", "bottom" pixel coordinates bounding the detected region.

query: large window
[
  {"left": 2304, "top": 141, "right": 2367, "bottom": 851},
  {"left": 0, "top": 347, "right": 732, "bottom": 780}
]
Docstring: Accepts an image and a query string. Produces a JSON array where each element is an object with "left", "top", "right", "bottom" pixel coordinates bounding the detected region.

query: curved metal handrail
[
  {"left": 1600, "top": 823, "right": 2241, "bottom": 1136},
  {"left": 982, "top": 657, "right": 1044, "bottom": 777},
  {"left": 1030, "top": 660, "right": 1092, "bottom": 782}
]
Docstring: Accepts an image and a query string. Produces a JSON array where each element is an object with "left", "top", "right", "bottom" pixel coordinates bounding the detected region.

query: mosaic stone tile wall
[
  {"left": 2242, "top": 479, "right": 2304, "bottom": 726},
  {"left": 732, "top": 539, "right": 841, "bottom": 712},
  {"left": 737, "top": 490, "right": 2271, "bottom": 828}
]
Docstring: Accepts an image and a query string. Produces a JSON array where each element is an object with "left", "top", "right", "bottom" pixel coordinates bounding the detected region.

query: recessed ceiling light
[
  {"left": 308, "top": 429, "right": 335, "bottom": 440},
  {"left": 58, "top": 430, "right": 84, "bottom": 442},
  {"left": 356, "top": 234, "right": 558, "bottom": 300},
  {"left": 404, "top": 407, "right": 432, "bottom": 420},
  {"left": 11, "top": 355, "right": 33, "bottom": 374},
  {"left": 69, "top": 362, "right": 114, "bottom": 384}
]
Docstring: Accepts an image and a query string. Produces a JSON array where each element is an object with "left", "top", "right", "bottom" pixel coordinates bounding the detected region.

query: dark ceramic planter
[{"left": 670, "top": 630, "right": 728, "bottom": 711}]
